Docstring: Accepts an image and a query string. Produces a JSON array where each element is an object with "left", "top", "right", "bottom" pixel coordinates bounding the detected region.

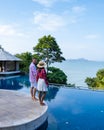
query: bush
[
  {"left": 85, "top": 68, "right": 104, "bottom": 89},
  {"left": 47, "top": 67, "right": 67, "bottom": 84}
]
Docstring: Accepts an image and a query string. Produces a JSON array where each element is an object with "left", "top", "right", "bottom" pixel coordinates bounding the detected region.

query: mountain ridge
[{"left": 66, "top": 58, "right": 104, "bottom": 63}]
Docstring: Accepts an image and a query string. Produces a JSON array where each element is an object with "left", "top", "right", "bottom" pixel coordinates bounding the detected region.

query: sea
[{"left": 52, "top": 59, "right": 104, "bottom": 88}]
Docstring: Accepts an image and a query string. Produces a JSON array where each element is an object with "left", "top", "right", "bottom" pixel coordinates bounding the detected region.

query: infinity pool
[{"left": 0, "top": 75, "right": 104, "bottom": 130}]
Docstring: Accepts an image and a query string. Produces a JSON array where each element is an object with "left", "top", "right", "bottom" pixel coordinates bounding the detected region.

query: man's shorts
[{"left": 30, "top": 82, "right": 37, "bottom": 88}]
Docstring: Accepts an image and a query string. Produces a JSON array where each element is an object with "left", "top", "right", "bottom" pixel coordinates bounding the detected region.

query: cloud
[
  {"left": 0, "top": 25, "right": 24, "bottom": 37},
  {"left": 65, "top": 6, "right": 86, "bottom": 24},
  {"left": 0, "top": 25, "right": 16, "bottom": 36},
  {"left": 33, "top": 8, "right": 86, "bottom": 31},
  {"left": 32, "top": 0, "right": 56, "bottom": 7},
  {"left": 72, "top": 6, "right": 86, "bottom": 14},
  {"left": 32, "top": 0, "right": 75, "bottom": 7},
  {"left": 33, "top": 12, "right": 65, "bottom": 31},
  {"left": 62, "top": 6, "right": 86, "bottom": 24},
  {"left": 85, "top": 34, "right": 99, "bottom": 39}
]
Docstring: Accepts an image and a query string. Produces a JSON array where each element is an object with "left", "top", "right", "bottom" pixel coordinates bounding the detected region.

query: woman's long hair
[{"left": 37, "top": 67, "right": 44, "bottom": 73}]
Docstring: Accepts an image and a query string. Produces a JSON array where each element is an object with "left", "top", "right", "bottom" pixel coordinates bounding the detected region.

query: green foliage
[
  {"left": 85, "top": 69, "right": 104, "bottom": 89},
  {"left": 85, "top": 77, "right": 97, "bottom": 88},
  {"left": 15, "top": 52, "right": 32, "bottom": 73},
  {"left": 33, "top": 35, "right": 65, "bottom": 72},
  {"left": 96, "top": 69, "right": 104, "bottom": 80},
  {"left": 47, "top": 67, "right": 67, "bottom": 84}
]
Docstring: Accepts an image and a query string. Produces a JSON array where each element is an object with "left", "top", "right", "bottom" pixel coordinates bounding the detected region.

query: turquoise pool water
[{"left": 0, "top": 75, "right": 104, "bottom": 130}]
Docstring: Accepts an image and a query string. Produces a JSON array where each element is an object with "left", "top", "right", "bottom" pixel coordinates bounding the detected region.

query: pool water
[{"left": 0, "top": 75, "right": 104, "bottom": 130}]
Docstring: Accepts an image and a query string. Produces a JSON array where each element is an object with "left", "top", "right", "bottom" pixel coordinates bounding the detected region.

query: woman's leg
[
  {"left": 41, "top": 92, "right": 46, "bottom": 105},
  {"left": 38, "top": 91, "right": 42, "bottom": 104}
]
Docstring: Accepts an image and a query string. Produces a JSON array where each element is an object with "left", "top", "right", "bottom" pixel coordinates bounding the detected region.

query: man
[{"left": 29, "top": 58, "right": 37, "bottom": 100}]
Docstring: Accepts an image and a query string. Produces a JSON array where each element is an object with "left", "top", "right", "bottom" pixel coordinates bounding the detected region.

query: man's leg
[
  {"left": 30, "top": 87, "right": 34, "bottom": 100},
  {"left": 33, "top": 87, "right": 38, "bottom": 100}
]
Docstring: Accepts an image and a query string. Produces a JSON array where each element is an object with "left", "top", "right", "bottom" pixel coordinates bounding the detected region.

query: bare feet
[
  {"left": 34, "top": 97, "right": 38, "bottom": 101},
  {"left": 32, "top": 96, "right": 34, "bottom": 100},
  {"left": 40, "top": 102, "right": 45, "bottom": 106},
  {"left": 32, "top": 97, "right": 38, "bottom": 101}
]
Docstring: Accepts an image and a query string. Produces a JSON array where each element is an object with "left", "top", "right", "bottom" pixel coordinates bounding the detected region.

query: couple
[{"left": 29, "top": 58, "right": 48, "bottom": 106}]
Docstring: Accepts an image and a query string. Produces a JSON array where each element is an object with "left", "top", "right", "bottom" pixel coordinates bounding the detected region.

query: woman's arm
[{"left": 42, "top": 69, "right": 48, "bottom": 86}]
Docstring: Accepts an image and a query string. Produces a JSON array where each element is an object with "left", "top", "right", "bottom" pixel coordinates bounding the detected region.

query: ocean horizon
[{"left": 52, "top": 59, "right": 104, "bottom": 88}]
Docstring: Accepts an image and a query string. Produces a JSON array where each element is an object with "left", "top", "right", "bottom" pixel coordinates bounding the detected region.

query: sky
[{"left": 0, "top": 0, "right": 104, "bottom": 61}]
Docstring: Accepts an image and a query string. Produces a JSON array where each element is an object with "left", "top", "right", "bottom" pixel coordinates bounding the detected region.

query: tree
[
  {"left": 96, "top": 69, "right": 104, "bottom": 80},
  {"left": 85, "top": 69, "right": 104, "bottom": 89},
  {"left": 85, "top": 77, "right": 97, "bottom": 88},
  {"left": 96, "top": 69, "right": 104, "bottom": 86},
  {"left": 47, "top": 67, "right": 67, "bottom": 84},
  {"left": 15, "top": 52, "right": 32, "bottom": 73},
  {"left": 33, "top": 35, "right": 65, "bottom": 72}
]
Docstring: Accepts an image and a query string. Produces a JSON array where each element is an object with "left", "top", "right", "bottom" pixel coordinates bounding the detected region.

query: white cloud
[
  {"left": 85, "top": 34, "right": 99, "bottom": 39},
  {"left": 32, "top": 0, "right": 75, "bottom": 7},
  {"left": 32, "top": 0, "right": 56, "bottom": 7},
  {"left": 72, "top": 6, "right": 86, "bottom": 14},
  {"left": 0, "top": 25, "right": 24, "bottom": 37},
  {"left": 33, "top": 12, "right": 65, "bottom": 31},
  {"left": 62, "top": 6, "right": 86, "bottom": 24},
  {"left": 0, "top": 25, "right": 16, "bottom": 36}
]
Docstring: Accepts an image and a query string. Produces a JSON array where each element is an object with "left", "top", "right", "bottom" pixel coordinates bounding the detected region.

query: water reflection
[
  {"left": 0, "top": 76, "right": 23, "bottom": 90},
  {"left": 46, "top": 85, "right": 60, "bottom": 101},
  {"left": 18, "top": 75, "right": 30, "bottom": 88}
]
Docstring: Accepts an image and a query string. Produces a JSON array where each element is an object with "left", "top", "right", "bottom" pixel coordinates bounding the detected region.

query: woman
[{"left": 36, "top": 61, "right": 48, "bottom": 105}]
